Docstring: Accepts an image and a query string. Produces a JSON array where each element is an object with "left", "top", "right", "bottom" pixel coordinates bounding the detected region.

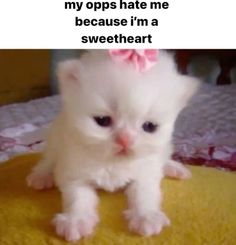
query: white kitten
[{"left": 27, "top": 50, "right": 199, "bottom": 241}]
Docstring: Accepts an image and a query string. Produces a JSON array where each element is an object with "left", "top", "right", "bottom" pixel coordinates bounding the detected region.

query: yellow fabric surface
[{"left": 0, "top": 154, "right": 236, "bottom": 245}]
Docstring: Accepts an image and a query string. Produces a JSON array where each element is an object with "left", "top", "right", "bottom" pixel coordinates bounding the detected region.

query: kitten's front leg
[
  {"left": 164, "top": 160, "right": 191, "bottom": 180},
  {"left": 27, "top": 127, "right": 56, "bottom": 190},
  {"left": 53, "top": 185, "right": 99, "bottom": 242},
  {"left": 124, "top": 178, "right": 170, "bottom": 236},
  {"left": 27, "top": 157, "right": 54, "bottom": 190}
]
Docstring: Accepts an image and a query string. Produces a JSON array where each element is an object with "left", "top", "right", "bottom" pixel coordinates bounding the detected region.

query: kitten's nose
[{"left": 115, "top": 132, "right": 133, "bottom": 149}]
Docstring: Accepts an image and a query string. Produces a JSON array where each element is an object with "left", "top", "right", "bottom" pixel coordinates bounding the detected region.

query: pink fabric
[
  {"left": 0, "top": 136, "right": 16, "bottom": 151},
  {"left": 173, "top": 131, "right": 236, "bottom": 171},
  {"left": 0, "top": 124, "right": 46, "bottom": 162},
  {"left": 109, "top": 49, "right": 158, "bottom": 72}
]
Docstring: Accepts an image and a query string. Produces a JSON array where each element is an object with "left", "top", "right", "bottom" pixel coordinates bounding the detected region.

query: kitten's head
[{"left": 57, "top": 50, "right": 200, "bottom": 161}]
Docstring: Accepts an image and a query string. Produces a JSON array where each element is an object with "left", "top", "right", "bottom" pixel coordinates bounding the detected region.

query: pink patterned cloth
[
  {"left": 109, "top": 49, "right": 158, "bottom": 72},
  {"left": 0, "top": 124, "right": 46, "bottom": 162},
  {"left": 173, "top": 131, "right": 236, "bottom": 171},
  {"left": 0, "top": 136, "right": 16, "bottom": 151}
]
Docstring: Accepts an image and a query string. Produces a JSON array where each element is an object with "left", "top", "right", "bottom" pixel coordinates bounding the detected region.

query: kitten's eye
[
  {"left": 94, "top": 116, "right": 112, "bottom": 127},
  {"left": 142, "top": 121, "right": 158, "bottom": 133}
]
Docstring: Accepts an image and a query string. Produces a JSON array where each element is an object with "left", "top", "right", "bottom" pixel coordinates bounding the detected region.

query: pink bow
[{"left": 109, "top": 49, "right": 158, "bottom": 72}]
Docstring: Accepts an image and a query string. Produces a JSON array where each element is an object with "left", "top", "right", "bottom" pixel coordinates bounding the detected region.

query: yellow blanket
[{"left": 0, "top": 154, "right": 236, "bottom": 245}]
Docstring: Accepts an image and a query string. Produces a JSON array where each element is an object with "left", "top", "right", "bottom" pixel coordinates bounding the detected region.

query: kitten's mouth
[
  {"left": 117, "top": 149, "right": 127, "bottom": 155},
  {"left": 116, "top": 148, "right": 132, "bottom": 157}
]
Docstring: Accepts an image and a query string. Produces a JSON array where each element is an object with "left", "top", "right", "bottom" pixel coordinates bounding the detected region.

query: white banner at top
[{"left": 0, "top": 0, "right": 235, "bottom": 49}]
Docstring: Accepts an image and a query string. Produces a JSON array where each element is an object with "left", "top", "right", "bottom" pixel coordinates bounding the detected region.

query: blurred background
[{"left": 0, "top": 49, "right": 236, "bottom": 106}]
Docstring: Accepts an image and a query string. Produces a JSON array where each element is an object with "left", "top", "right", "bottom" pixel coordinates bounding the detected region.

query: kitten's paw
[
  {"left": 26, "top": 172, "right": 54, "bottom": 190},
  {"left": 164, "top": 160, "right": 192, "bottom": 180},
  {"left": 124, "top": 209, "right": 170, "bottom": 236},
  {"left": 52, "top": 212, "right": 99, "bottom": 242}
]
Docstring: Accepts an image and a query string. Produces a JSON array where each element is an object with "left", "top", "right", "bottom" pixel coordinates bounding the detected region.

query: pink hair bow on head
[{"left": 109, "top": 49, "right": 158, "bottom": 72}]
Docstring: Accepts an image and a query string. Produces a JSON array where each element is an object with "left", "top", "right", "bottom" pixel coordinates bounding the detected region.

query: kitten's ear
[
  {"left": 57, "top": 59, "right": 80, "bottom": 84},
  {"left": 177, "top": 75, "right": 201, "bottom": 108}
]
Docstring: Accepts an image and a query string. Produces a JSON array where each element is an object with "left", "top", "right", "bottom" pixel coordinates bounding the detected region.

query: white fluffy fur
[{"left": 27, "top": 50, "right": 199, "bottom": 241}]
